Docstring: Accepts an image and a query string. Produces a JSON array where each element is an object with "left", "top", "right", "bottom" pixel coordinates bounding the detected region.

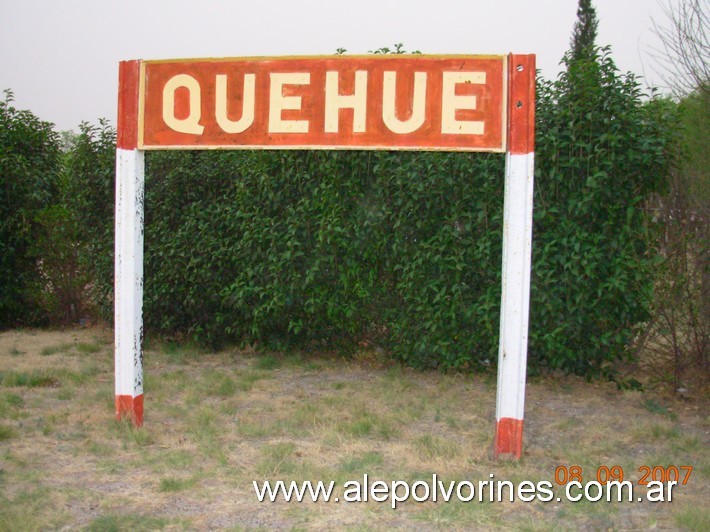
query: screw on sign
[{"left": 115, "top": 54, "right": 535, "bottom": 459}]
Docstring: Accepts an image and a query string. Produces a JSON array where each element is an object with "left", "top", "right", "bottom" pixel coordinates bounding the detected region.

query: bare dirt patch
[{"left": 0, "top": 328, "right": 707, "bottom": 530}]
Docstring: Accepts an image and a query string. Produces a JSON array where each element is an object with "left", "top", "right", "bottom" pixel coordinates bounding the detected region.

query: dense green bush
[
  {"left": 62, "top": 120, "right": 117, "bottom": 320},
  {"left": 140, "top": 150, "right": 504, "bottom": 368},
  {"left": 531, "top": 49, "right": 671, "bottom": 374},
  {"left": 25, "top": 121, "right": 116, "bottom": 325},
  {"left": 30, "top": 203, "right": 86, "bottom": 325},
  {"left": 65, "top": 47, "right": 674, "bottom": 376},
  {"left": 0, "top": 90, "right": 61, "bottom": 327}
]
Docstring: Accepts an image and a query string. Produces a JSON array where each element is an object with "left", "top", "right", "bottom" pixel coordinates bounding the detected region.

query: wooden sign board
[{"left": 137, "top": 56, "right": 507, "bottom": 152}]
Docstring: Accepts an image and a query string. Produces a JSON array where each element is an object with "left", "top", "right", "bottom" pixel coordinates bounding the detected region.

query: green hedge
[
  {"left": 0, "top": 91, "right": 61, "bottom": 327},
  {"left": 530, "top": 50, "right": 670, "bottom": 374},
  {"left": 72, "top": 48, "right": 674, "bottom": 375},
  {"left": 141, "top": 150, "right": 505, "bottom": 369}
]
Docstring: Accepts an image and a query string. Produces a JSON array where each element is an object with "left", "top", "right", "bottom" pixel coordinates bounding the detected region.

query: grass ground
[{"left": 0, "top": 327, "right": 707, "bottom": 530}]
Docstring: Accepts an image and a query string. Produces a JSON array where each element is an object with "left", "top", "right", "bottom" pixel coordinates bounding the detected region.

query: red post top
[
  {"left": 507, "top": 54, "right": 535, "bottom": 155},
  {"left": 117, "top": 60, "right": 141, "bottom": 150}
]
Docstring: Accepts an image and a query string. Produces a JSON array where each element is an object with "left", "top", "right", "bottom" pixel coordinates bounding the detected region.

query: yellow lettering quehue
[
  {"left": 441, "top": 71, "right": 485, "bottom": 135},
  {"left": 215, "top": 74, "right": 256, "bottom": 134},
  {"left": 162, "top": 74, "right": 204, "bottom": 135},
  {"left": 382, "top": 71, "right": 427, "bottom": 134},
  {"left": 324, "top": 70, "right": 368, "bottom": 133},
  {"left": 269, "top": 72, "right": 310, "bottom": 134}
]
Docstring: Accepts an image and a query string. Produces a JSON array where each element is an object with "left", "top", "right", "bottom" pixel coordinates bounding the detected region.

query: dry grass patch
[{"left": 0, "top": 329, "right": 707, "bottom": 530}]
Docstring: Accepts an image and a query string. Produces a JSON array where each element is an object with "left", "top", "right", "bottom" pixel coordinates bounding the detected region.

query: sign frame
[
  {"left": 114, "top": 53, "right": 535, "bottom": 459},
  {"left": 137, "top": 55, "right": 509, "bottom": 152}
]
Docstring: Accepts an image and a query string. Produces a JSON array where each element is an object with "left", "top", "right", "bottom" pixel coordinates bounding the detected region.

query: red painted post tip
[
  {"left": 494, "top": 417, "right": 524, "bottom": 459},
  {"left": 507, "top": 54, "right": 536, "bottom": 155},
  {"left": 117, "top": 60, "right": 141, "bottom": 150},
  {"left": 115, "top": 394, "right": 144, "bottom": 427}
]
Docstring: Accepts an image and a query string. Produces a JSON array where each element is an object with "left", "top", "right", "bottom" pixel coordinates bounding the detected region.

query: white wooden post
[
  {"left": 115, "top": 60, "right": 144, "bottom": 425},
  {"left": 495, "top": 55, "right": 535, "bottom": 459}
]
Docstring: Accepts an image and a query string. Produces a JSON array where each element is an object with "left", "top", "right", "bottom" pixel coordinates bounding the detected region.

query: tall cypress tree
[{"left": 571, "top": 0, "right": 599, "bottom": 61}]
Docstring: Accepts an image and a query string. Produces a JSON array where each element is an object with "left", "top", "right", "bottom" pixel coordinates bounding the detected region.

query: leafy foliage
[
  {"left": 26, "top": 121, "right": 116, "bottom": 326},
  {"left": 3, "top": 43, "right": 677, "bottom": 377},
  {"left": 0, "top": 90, "right": 61, "bottom": 326},
  {"left": 532, "top": 48, "right": 671, "bottom": 374},
  {"left": 30, "top": 203, "right": 86, "bottom": 325},
  {"left": 114, "top": 44, "right": 670, "bottom": 376},
  {"left": 62, "top": 120, "right": 117, "bottom": 321},
  {"left": 570, "top": 0, "right": 599, "bottom": 61},
  {"left": 139, "top": 149, "right": 504, "bottom": 367}
]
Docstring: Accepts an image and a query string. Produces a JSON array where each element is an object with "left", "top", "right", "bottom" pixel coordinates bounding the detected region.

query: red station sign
[
  {"left": 116, "top": 52, "right": 536, "bottom": 459},
  {"left": 137, "top": 55, "right": 508, "bottom": 152}
]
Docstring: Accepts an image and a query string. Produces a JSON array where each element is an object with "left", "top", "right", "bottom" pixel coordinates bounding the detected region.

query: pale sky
[{"left": 0, "top": 0, "right": 677, "bottom": 132}]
